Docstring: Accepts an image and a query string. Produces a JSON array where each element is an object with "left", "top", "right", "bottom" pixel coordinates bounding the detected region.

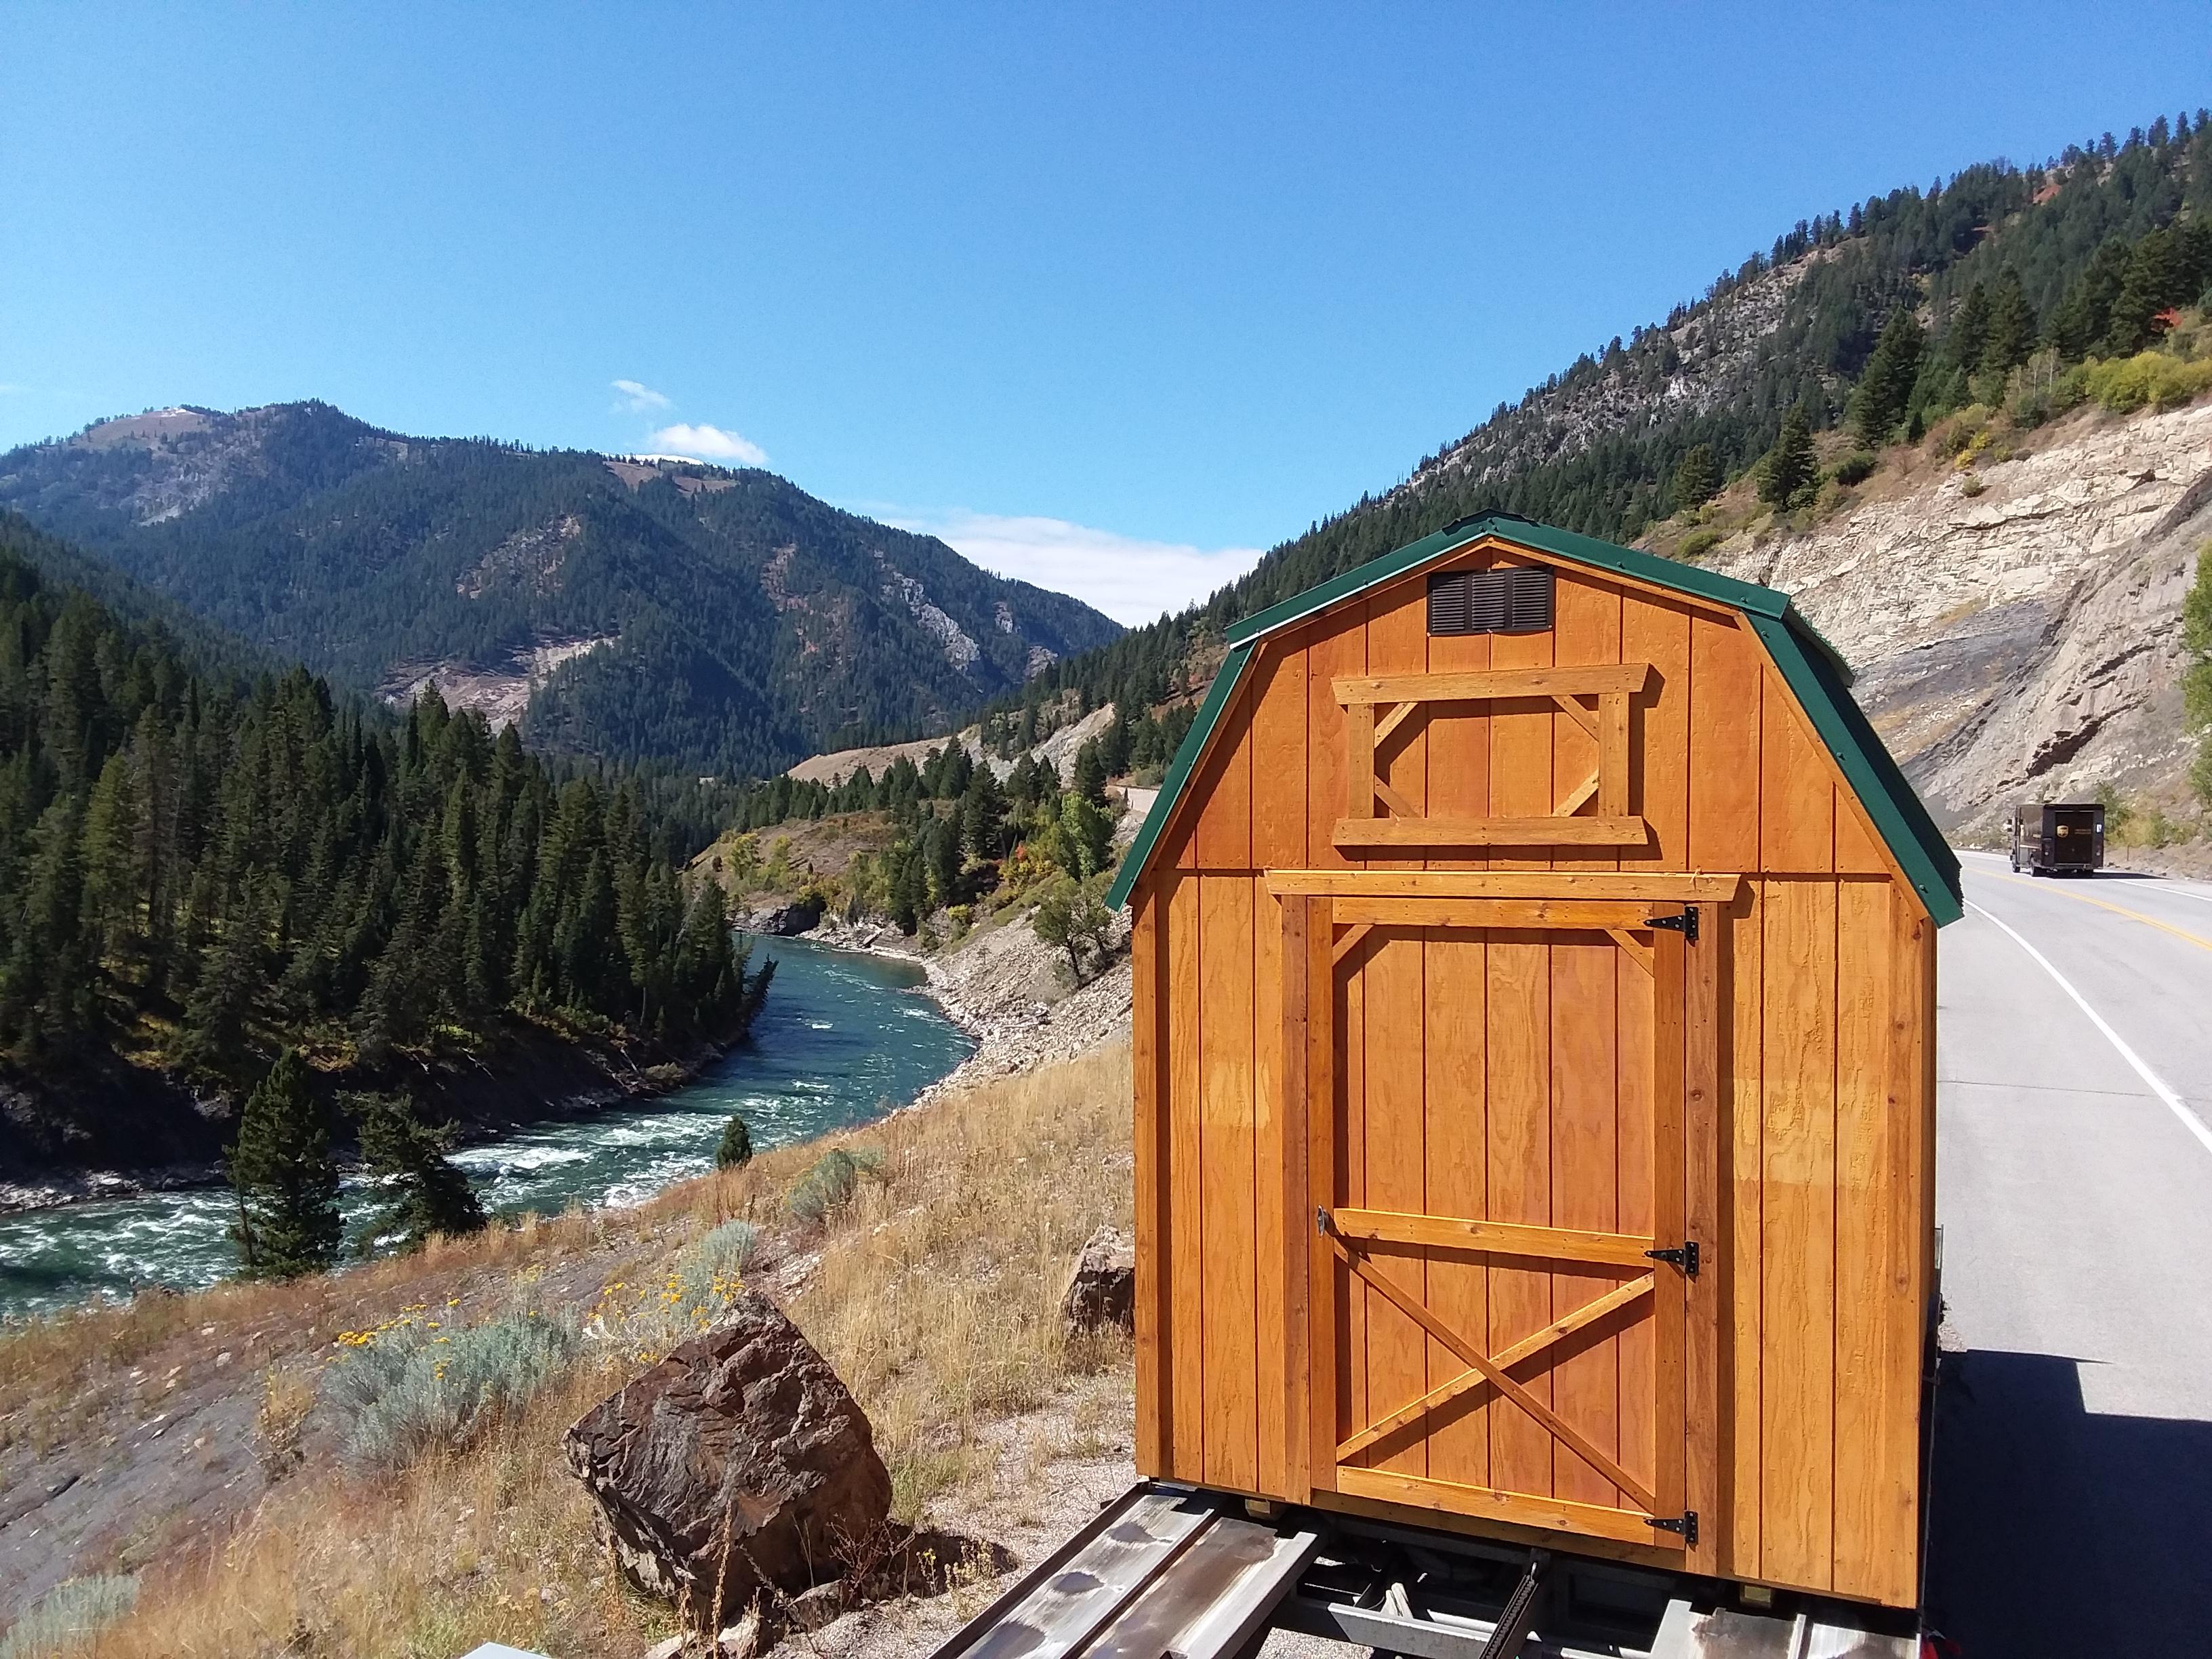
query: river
[{"left": 0, "top": 938, "right": 972, "bottom": 1322}]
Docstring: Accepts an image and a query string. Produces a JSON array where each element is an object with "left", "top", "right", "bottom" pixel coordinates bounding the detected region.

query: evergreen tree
[
  {"left": 1850, "top": 310, "right": 1925, "bottom": 446},
  {"left": 1982, "top": 271, "right": 2036, "bottom": 374},
  {"left": 229, "top": 1048, "right": 342, "bottom": 1278},
  {"left": 1671, "top": 444, "right": 1721, "bottom": 511},
  {"left": 1073, "top": 740, "right": 1109, "bottom": 806},
  {"left": 352, "top": 1090, "right": 485, "bottom": 1252},
  {"left": 1056, "top": 792, "right": 1114, "bottom": 880},
  {"left": 717, "top": 1113, "right": 754, "bottom": 1168},
  {"left": 1757, "top": 405, "right": 1819, "bottom": 511}
]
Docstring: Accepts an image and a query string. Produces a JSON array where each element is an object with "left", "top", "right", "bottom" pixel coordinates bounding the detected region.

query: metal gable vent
[{"left": 1427, "top": 566, "right": 1553, "bottom": 636}]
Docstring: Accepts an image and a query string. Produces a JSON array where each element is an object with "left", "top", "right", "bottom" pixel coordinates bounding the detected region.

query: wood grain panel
[
  {"left": 1364, "top": 587, "right": 1432, "bottom": 840},
  {"left": 1254, "top": 876, "right": 1288, "bottom": 1495},
  {"left": 1423, "top": 931, "right": 1490, "bottom": 1486},
  {"left": 1832, "top": 785, "right": 1889, "bottom": 877},
  {"left": 1307, "top": 901, "right": 1340, "bottom": 1492},
  {"left": 1131, "top": 890, "right": 1166, "bottom": 1476},
  {"left": 1552, "top": 573, "right": 1623, "bottom": 876},
  {"left": 1278, "top": 895, "right": 1312, "bottom": 1500},
  {"left": 1359, "top": 930, "right": 1429, "bottom": 1477},
  {"left": 1760, "top": 672, "right": 1835, "bottom": 874},
  {"left": 1727, "top": 880, "right": 1765, "bottom": 1576},
  {"left": 1193, "top": 680, "right": 1254, "bottom": 872},
  {"left": 1166, "top": 870, "right": 1204, "bottom": 1479},
  {"left": 1681, "top": 900, "right": 1724, "bottom": 1578},
  {"left": 1423, "top": 559, "right": 1494, "bottom": 873},
  {"left": 1252, "top": 643, "right": 1310, "bottom": 870},
  {"left": 1622, "top": 594, "right": 1692, "bottom": 872},
  {"left": 1550, "top": 934, "right": 1621, "bottom": 1505},
  {"left": 1307, "top": 620, "right": 1366, "bottom": 872},
  {"left": 1487, "top": 934, "right": 1554, "bottom": 1494},
  {"left": 1688, "top": 615, "right": 1761, "bottom": 873},
  {"left": 1616, "top": 914, "right": 1658, "bottom": 1511},
  {"left": 1834, "top": 882, "right": 1914, "bottom": 1603},
  {"left": 1340, "top": 910, "right": 1370, "bottom": 1448},
  {"left": 1200, "top": 878, "right": 1258, "bottom": 1491},
  {"left": 1486, "top": 574, "right": 1555, "bottom": 877},
  {"left": 1761, "top": 878, "right": 1837, "bottom": 1590}
]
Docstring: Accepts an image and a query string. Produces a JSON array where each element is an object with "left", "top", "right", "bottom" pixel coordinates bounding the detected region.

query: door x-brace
[{"left": 1319, "top": 1210, "right": 1662, "bottom": 1517}]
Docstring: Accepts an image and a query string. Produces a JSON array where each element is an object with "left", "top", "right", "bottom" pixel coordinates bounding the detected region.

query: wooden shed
[{"left": 1107, "top": 513, "right": 1961, "bottom": 1612}]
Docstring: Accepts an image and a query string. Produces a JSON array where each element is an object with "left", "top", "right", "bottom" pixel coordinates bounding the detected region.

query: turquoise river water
[{"left": 0, "top": 938, "right": 972, "bottom": 1322}]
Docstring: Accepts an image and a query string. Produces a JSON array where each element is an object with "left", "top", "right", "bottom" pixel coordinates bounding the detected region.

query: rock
[
  {"left": 737, "top": 899, "right": 823, "bottom": 937},
  {"left": 1061, "top": 1225, "right": 1135, "bottom": 1334},
  {"left": 566, "top": 1290, "right": 891, "bottom": 1631}
]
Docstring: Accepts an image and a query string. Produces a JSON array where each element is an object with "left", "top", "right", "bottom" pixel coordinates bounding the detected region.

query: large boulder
[
  {"left": 737, "top": 899, "right": 823, "bottom": 937},
  {"left": 1061, "top": 1225, "right": 1135, "bottom": 1334},
  {"left": 566, "top": 1291, "right": 890, "bottom": 1631}
]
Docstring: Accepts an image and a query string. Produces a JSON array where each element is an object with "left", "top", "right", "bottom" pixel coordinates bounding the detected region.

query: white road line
[{"left": 1966, "top": 899, "right": 2212, "bottom": 1159}]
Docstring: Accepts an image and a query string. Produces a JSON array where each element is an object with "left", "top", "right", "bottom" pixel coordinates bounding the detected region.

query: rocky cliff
[{"left": 1708, "top": 400, "right": 2212, "bottom": 833}]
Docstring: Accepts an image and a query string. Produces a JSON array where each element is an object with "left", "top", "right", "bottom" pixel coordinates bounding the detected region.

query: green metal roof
[{"left": 1105, "top": 512, "right": 1962, "bottom": 924}]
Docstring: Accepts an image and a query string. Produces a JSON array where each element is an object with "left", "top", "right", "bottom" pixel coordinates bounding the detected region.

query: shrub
[
  {"left": 1675, "top": 527, "right": 1724, "bottom": 560},
  {"left": 0, "top": 1575, "right": 139, "bottom": 1659},
  {"left": 689, "top": 1218, "right": 758, "bottom": 1279},
  {"left": 786, "top": 1147, "right": 886, "bottom": 1227},
  {"left": 322, "top": 1309, "right": 582, "bottom": 1472},
  {"left": 1960, "top": 475, "right": 1986, "bottom": 498},
  {"left": 716, "top": 1113, "right": 754, "bottom": 1168},
  {"left": 1831, "top": 451, "right": 1877, "bottom": 487},
  {"left": 2082, "top": 351, "right": 2212, "bottom": 413}
]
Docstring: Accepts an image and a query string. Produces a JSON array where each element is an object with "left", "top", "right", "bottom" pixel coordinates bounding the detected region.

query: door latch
[
  {"left": 1646, "top": 907, "right": 1699, "bottom": 943},
  {"left": 1644, "top": 1241, "right": 1700, "bottom": 1277}
]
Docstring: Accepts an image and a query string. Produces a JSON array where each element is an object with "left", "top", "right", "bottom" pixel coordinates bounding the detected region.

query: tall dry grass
[{"left": 31, "top": 1040, "right": 1134, "bottom": 1658}]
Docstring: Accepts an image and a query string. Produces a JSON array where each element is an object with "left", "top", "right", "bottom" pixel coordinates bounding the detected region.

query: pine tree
[
  {"left": 1851, "top": 309, "right": 1925, "bottom": 447},
  {"left": 229, "top": 1047, "right": 342, "bottom": 1278},
  {"left": 717, "top": 1113, "right": 754, "bottom": 1168},
  {"left": 1757, "top": 405, "right": 1818, "bottom": 511},
  {"left": 1671, "top": 444, "right": 1721, "bottom": 511},
  {"left": 1982, "top": 272, "right": 2036, "bottom": 375},
  {"left": 352, "top": 1090, "right": 484, "bottom": 1252},
  {"left": 1073, "top": 741, "right": 1109, "bottom": 806}
]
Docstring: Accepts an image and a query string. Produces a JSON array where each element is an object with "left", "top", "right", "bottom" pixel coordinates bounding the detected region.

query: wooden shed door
[{"left": 1308, "top": 899, "right": 1696, "bottom": 1550}]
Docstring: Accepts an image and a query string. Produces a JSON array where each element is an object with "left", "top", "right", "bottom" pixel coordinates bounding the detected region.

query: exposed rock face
[
  {"left": 737, "top": 899, "right": 824, "bottom": 937},
  {"left": 1061, "top": 1225, "right": 1135, "bottom": 1333},
  {"left": 565, "top": 1292, "right": 890, "bottom": 1630},
  {"left": 1711, "top": 401, "right": 2212, "bottom": 831}
]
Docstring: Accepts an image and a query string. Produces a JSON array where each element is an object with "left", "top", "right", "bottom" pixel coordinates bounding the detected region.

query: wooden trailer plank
[
  {"left": 1334, "top": 814, "right": 1649, "bottom": 850},
  {"left": 1200, "top": 877, "right": 1258, "bottom": 1492},
  {"left": 1549, "top": 932, "right": 1622, "bottom": 1508},
  {"left": 1761, "top": 878, "right": 1837, "bottom": 1591},
  {"left": 1330, "top": 1208, "right": 1656, "bottom": 1267},
  {"left": 1267, "top": 870, "right": 1744, "bottom": 901},
  {"left": 1334, "top": 663, "right": 1652, "bottom": 703},
  {"left": 1423, "top": 932, "right": 1490, "bottom": 1488},
  {"left": 1336, "top": 1466, "right": 1681, "bottom": 1550},
  {"left": 1132, "top": 890, "right": 1166, "bottom": 1477},
  {"left": 1166, "top": 871, "right": 1205, "bottom": 1479}
]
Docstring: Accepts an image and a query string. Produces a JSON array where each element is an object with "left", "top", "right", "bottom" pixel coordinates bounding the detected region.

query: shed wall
[{"left": 1130, "top": 552, "right": 1934, "bottom": 1609}]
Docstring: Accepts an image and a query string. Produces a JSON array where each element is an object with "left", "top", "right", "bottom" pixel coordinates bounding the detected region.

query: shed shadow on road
[{"left": 1923, "top": 1349, "right": 2211, "bottom": 1654}]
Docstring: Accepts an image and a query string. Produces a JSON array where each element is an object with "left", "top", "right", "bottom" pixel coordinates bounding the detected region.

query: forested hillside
[
  {"left": 0, "top": 518, "right": 769, "bottom": 1158},
  {"left": 0, "top": 405, "right": 1121, "bottom": 777},
  {"left": 1012, "top": 108, "right": 2212, "bottom": 723}
]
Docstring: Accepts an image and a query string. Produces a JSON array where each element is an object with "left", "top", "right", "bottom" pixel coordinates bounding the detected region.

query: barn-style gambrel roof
[{"left": 1107, "top": 512, "right": 1962, "bottom": 924}]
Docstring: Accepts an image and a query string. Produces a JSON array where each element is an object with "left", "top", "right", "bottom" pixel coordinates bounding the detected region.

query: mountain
[
  {"left": 0, "top": 403, "right": 1122, "bottom": 777},
  {"left": 1018, "top": 110, "right": 2212, "bottom": 742}
]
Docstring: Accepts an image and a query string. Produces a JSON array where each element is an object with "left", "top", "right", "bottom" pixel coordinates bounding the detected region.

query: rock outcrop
[
  {"left": 1712, "top": 401, "right": 2212, "bottom": 831},
  {"left": 1060, "top": 1226, "right": 1135, "bottom": 1334},
  {"left": 565, "top": 1292, "right": 890, "bottom": 1631}
]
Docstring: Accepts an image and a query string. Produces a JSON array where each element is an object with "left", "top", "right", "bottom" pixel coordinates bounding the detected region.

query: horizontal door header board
[
  {"left": 1334, "top": 815, "right": 1649, "bottom": 851},
  {"left": 1333, "top": 663, "right": 1652, "bottom": 704},
  {"left": 1267, "top": 870, "right": 1745, "bottom": 902},
  {"left": 1328, "top": 897, "right": 1683, "bottom": 930}
]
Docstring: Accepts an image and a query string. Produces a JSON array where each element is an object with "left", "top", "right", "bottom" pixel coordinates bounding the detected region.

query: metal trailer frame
[{"left": 925, "top": 1482, "right": 1923, "bottom": 1659}]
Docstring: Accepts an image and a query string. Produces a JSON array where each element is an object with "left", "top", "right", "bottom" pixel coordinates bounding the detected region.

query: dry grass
[{"left": 18, "top": 1040, "right": 1134, "bottom": 1658}]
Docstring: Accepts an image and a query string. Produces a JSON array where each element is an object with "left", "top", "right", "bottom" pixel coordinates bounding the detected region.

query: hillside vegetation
[
  {"left": 1015, "top": 109, "right": 2212, "bottom": 735},
  {"left": 0, "top": 519, "right": 766, "bottom": 1173},
  {"left": 0, "top": 405, "right": 1122, "bottom": 777}
]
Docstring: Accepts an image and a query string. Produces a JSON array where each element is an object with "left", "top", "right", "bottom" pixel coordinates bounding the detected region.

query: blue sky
[{"left": 3, "top": 5, "right": 2207, "bottom": 623}]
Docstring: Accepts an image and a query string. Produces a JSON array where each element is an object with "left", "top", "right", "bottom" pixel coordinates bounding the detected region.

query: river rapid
[{"left": 0, "top": 939, "right": 972, "bottom": 1322}]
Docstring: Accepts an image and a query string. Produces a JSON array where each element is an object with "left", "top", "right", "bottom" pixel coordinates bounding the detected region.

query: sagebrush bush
[
  {"left": 0, "top": 1574, "right": 138, "bottom": 1658},
  {"left": 786, "top": 1147, "right": 885, "bottom": 1227},
  {"left": 323, "top": 1309, "right": 581, "bottom": 1472}
]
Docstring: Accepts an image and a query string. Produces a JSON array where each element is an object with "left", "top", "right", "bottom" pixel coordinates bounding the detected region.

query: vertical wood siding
[{"left": 1132, "top": 554, "right": 1933, "bottom": 1609}]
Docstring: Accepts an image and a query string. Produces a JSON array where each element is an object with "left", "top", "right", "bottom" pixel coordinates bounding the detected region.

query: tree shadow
[{"left": 1924, "top": 1349, "right": 2212, "bottom": 1654}]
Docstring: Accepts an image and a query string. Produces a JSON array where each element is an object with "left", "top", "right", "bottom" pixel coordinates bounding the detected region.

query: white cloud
[
  {"left": 882, "top": 508, "right": 1265, "bottom": 626},
  {"left": 649, "top": 422, "right": 769, "bottom": 466},
  {"left": 611, "top": 378, "right": 672, "bottom": 413}
]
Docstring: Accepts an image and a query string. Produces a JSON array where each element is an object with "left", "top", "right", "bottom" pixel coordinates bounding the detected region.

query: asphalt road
[{"left": 1925, "top": 853, "right": 2212, "bottom": 1654}]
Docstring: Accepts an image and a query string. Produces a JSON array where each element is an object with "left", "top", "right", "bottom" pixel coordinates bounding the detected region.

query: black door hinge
[
  {"left": 1645, "top": 1241, "right": 1700, "bottom": 1277},
  {"left": 1646, "top": 1509, "right": 1698, "bottom": 1547},
  {"left": 1647, "top": 907, "right": 1699, "bottom": 943}
]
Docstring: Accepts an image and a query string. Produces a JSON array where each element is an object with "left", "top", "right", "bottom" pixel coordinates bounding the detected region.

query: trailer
[
  {"left": 2007, "top": 802, "right": 2103, "bottom": 876},
  {"left": 932, "top": 514, "right": 1959, "bottom": 1656}
]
